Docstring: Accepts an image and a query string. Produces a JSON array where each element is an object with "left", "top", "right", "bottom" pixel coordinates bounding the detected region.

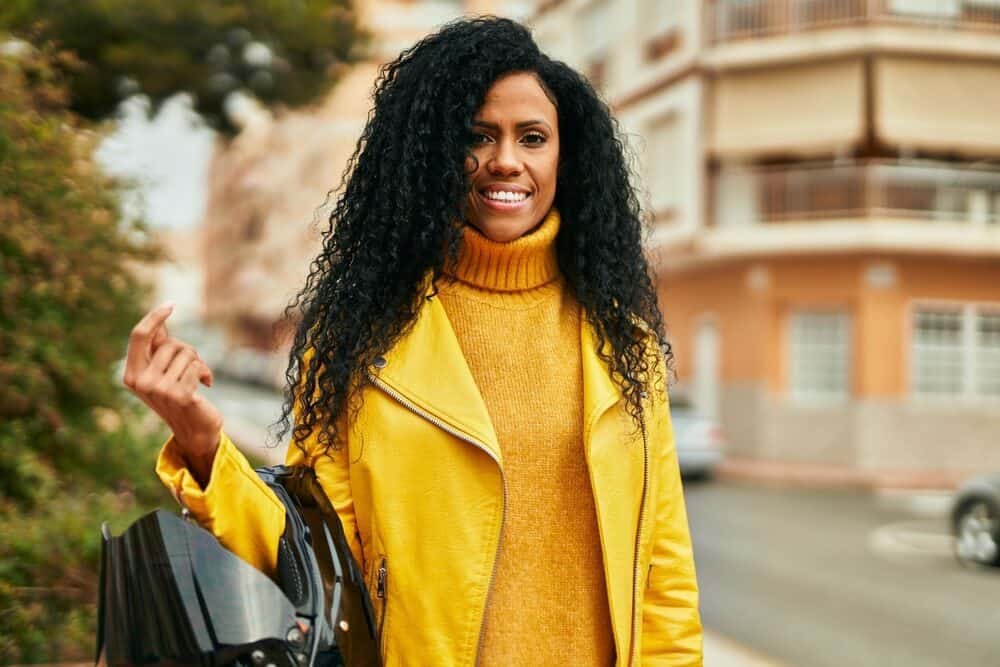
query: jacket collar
[{"left": 369, "top": 283, "right": 623, "bottom": 462}]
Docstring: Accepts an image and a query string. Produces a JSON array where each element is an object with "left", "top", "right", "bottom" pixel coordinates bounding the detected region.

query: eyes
[{"left": 469, "top": 130, "right": 548, "bottom": 147}]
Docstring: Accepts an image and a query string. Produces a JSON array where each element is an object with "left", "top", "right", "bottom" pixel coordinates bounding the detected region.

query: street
[{"left": 686, "top": 481, "right": 1000, "bottom": 667}]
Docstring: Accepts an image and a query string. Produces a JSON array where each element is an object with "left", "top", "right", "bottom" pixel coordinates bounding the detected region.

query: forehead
[{"left": 475, "top": 72, "right": 557, "bottom": 123}]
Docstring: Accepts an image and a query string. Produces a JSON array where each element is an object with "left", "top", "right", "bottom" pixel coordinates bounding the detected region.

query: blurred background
[{"left": 3, "top": 0, "right": 1000, "bottom": 664}]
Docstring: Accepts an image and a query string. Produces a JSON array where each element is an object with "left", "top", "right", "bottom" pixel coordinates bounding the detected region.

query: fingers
[
  {"left": 198, "top": 360, "right": 213, "bottom": 387},
  {"left": 123, "top": 302, "right": 214, "bottom": 407},
  {"left": 161, "top": 344, "right": 198, "bottom": 383},
  {"left": 123, "top": 302, "right": 173, "bottom": 389},
  {"left": 145, "top": 339, "right": 188, "bottom": 378},
  {"left": 141, "top": 353, "right": 201, "bottom": 411},
  {"left": 164, "top": 348, "right": 213, "bottom": 387},
  {"left": 178, "top": 359, "right": 209, "bottom": 397}
]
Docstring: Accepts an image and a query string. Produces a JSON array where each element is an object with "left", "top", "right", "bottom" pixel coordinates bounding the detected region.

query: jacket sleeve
[
  {"left": 155, "top": 408, "right": 364, "bottom": 578},
  {"left": 156, "top": 430, "right": 287, "bottom": 574},
  {"left": 640, "top": 404, "right": 703, "bottom": 665}
]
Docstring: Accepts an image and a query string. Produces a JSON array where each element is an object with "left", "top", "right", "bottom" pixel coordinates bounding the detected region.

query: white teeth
[{"left": 484, "top": 190, "right": 528, "bottom": 202}]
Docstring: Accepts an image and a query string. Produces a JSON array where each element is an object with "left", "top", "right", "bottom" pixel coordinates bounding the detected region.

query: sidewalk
[
  {"left": 705, "top": 629, "right": 785, "bottom": 666},
  {"left": 717, "top": 456, "right": 966, "bottom": 491}
]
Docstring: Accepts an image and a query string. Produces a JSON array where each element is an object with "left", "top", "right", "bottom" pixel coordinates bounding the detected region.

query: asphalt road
[{"left": 684, "top": 481, "right": 1000, "bottom": 667}]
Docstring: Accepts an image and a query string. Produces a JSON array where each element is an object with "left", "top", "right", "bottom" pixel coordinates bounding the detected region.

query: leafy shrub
[{"left": 0, "top": 42, "right": 170, "bottom": 662}]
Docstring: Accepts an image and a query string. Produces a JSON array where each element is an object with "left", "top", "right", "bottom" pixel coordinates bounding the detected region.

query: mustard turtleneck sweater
[{"left": 437, "top": 209, "right": 614, "bottom": 666}]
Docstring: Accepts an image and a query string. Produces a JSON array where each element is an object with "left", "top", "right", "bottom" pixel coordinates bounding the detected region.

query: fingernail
[{"left": 159, "top": 301, "right": 175, "bottom": 311}]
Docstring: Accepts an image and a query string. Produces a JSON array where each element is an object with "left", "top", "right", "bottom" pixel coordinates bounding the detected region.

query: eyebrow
[{"left": 472, "top": 120, "right": 553, "bottom": 131}]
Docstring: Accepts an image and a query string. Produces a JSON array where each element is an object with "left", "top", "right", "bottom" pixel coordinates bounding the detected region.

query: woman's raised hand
[{"left": 123, "top": 302, "right": 223, "bottom": 485}]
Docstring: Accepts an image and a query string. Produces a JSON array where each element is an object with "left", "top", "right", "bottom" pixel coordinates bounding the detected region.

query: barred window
[
  {"left": 912, "top": 309, "right": 964, "bottom": 396},
  {"left": 911, "top": 304, "right": 1000, "bottom": 399},
  {"left": 789, "top": 311, "right": 850, "bottom": 401},
  {"left": 977, "top": 311, "right": 1000, "bottom": 397}
]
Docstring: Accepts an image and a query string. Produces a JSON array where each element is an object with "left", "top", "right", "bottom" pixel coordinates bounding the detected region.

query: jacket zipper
[
  {"left": 375, "top": 558, "right": 388, "bottom": 652},
  {"left": 628, "top": 410, "right": 650, "bottom": 666},
  {"left": 366, "top": 373, "right": 508, "bottom": 667}
]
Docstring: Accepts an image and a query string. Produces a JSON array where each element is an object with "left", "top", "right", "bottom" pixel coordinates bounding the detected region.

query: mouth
[{"left": 477, "top": 187, "right": 533, "bottom": 212}]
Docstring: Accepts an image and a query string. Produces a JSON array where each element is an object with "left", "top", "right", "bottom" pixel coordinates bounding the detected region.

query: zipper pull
[{"left": 376, "top": 561, "right": 387, "bottom": 599}]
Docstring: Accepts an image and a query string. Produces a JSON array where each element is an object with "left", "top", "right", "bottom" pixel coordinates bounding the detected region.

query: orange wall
[{"left": 657, "top": 253, "right": 1000, "bottom": 399}]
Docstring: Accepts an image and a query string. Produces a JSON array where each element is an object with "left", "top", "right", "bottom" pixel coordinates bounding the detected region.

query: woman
[{"left": 123, "top": 17, "right": 702, "bottom": 666}]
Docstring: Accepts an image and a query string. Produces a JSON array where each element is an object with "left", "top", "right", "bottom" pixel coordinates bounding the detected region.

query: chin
[
  {"left": 470, "top": 215, "right": 541, "bottom": 243},
  {"left": 479, "top": 227, "right": 524, "bottom": 243}
]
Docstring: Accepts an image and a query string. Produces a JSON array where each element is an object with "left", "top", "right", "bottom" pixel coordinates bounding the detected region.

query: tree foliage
[
  {"left": 0, "top": 0, "right": 367, "bottom": 130},
  {"left": 0, "top": 44, "right": 172, "bottom": 661}
]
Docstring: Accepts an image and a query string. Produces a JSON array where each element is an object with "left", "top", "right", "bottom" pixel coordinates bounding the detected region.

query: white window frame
[
  {"left": 787, "top": 309, "right": 852, "bottom": 404},
  {"left": 909, "top": 300, "right": 1000, "bottom": 402}
]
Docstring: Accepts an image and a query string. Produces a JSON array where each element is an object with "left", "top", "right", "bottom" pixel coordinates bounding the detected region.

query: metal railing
[
  {"left": 706, "top": 0, "right": 1000, "bottom": 44},
  {"left": 714, "top": 159, "right": 1000, "bottom": 225}
]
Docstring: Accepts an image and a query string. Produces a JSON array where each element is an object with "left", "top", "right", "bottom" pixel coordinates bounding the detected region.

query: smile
[{"left": 478, "top": 189, "right": 532, "bottom": 211}]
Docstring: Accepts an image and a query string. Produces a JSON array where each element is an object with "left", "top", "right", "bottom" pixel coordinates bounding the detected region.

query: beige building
[{"left": 532, "top": 0, "right": 1000, "bottom": 483}]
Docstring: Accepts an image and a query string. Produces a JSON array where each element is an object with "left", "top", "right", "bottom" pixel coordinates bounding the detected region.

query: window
[
  {"left": 578, "top": 0, "right": 612, "bottom": 88},
  {"left": 911, "top": 308, "right": 963, "bottom": 396},
  {"left": 642, "top": 0, "right": 683, "bottom": 60},
  {"left": 789, "top": 311, "right": 851, "bottom": 401},
  {"left": 978, "top": 311, "right": 1000, "bottom": 396},
  {"left": 645, "top": 112, "right": 683, "bottom": 221},
  {"left": 911, "top": 304, "right": 1000, "bottom": 399}
]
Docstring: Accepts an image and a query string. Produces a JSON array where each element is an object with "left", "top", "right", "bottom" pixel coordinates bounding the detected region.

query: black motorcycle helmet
[{"left": 96, "top": 465, "right": 381, "bottom": 667}]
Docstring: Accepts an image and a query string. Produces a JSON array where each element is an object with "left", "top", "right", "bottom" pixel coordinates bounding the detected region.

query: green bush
[{"left": 0, "top": 42, "right": 171, "bottom": 662}]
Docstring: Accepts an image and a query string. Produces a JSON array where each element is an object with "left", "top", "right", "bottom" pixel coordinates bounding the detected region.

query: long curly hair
[{"left": 276, "top": 16, "right": 670, "bottom": 454}]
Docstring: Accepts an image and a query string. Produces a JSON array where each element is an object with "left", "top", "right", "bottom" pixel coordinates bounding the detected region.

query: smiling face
[{"left": 464, "top": 72, "right": 560, "bottom": 243}]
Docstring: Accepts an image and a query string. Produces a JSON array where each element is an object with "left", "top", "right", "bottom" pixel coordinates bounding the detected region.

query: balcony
[
  {"left": 684, "top": 159, "right": 1000, "bottom": 257},
  {"left": 716, "top": 159, "right": 1000, "bottom": 226},
  {"left": 706, "top": 0, "right": 1000, "bottom": 44}
]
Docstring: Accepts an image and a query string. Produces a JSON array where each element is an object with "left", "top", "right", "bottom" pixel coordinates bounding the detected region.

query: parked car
[
  {"left": 669, "top": 394, "right": 726, "bottom": 480},
  {"left": 951, "top": 474, "right": 1000, "bottom": 568}
]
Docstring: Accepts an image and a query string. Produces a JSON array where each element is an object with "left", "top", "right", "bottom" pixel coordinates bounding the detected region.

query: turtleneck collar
[{"left": 444, "top": 208, "right": 561, "bottom": 292}]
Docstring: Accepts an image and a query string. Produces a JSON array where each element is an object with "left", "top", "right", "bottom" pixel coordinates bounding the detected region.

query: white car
[{"left": 669, "top": 395, "right": 726, "bottom": 480}]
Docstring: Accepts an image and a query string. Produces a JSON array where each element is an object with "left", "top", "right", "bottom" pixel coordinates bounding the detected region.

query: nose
[{"left": 487, "top": 139, "right": 521, "bottom": 176}]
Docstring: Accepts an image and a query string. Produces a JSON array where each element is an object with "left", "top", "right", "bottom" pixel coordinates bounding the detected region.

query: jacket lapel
[
  {"left": 581, "top": 319, "right": 645, "bottom": 664},
  {"left": 371, "top": 288, "right": 501, "bottom": 460},
  {"left": 581, "top": 320, "right": 622, "bottom": 439}
]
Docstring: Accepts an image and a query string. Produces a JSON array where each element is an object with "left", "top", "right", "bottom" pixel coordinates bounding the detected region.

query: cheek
[{"left": 539, "top": 155, "right": 560, "bottom": 194}]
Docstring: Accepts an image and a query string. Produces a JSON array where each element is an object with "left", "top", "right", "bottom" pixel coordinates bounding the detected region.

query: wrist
[
  {"left": 174, "top": 427, "right": 221, "bottom": 458},
  {"left": 174, "top": 430, "right": 221, "bottom": 487}
]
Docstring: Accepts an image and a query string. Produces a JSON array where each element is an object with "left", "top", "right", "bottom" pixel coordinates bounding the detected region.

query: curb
[{"left": 716, "top": 457, "right": 968, "bottom": 491}]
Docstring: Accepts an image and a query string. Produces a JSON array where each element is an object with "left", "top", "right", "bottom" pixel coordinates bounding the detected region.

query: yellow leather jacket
[{"left": 157, "top": 291, "right": 703, "bottom": 666}]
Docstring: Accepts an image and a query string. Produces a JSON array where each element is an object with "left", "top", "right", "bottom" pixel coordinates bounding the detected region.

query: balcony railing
[
  {"left": 714, "top": 159, "right": 1000, "bottom": 225},
  {"left": 706, "top": 0, "right": 1000, "bottom": 44}
]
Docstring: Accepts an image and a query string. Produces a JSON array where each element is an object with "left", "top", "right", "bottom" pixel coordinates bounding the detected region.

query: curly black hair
[{"left": 275, "top": 16, "right": 670, "bottom": 454}]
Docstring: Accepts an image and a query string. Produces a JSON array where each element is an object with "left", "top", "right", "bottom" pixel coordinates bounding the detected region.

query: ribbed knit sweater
[{"left": 436, "top": 209, "right": 614, "bottom": 666}]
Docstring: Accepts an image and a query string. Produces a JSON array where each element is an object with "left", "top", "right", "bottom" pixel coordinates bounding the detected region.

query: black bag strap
[{"left": 256, "top": 465, "right": 381, "bottom": 667}]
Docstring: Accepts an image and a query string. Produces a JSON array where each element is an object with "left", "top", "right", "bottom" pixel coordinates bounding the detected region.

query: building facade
[{"left": 532, "top": 0, "right": 1000, "bottom": 483}]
